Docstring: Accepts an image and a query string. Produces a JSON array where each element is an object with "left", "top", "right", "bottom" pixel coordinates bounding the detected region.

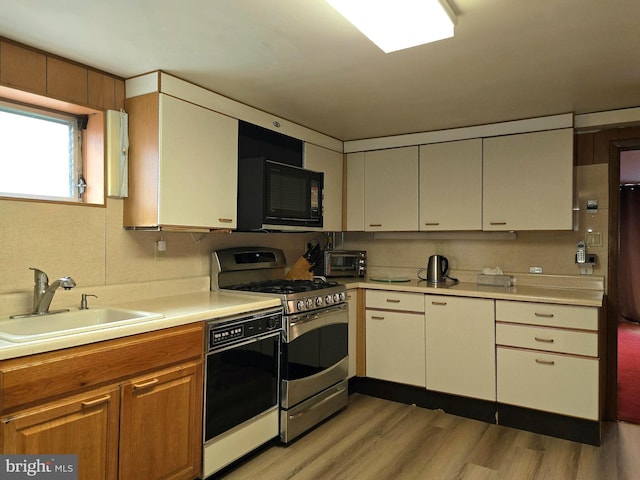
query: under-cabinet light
[{"left": 327, "top": 0, "right": 457, "bottom": 53}]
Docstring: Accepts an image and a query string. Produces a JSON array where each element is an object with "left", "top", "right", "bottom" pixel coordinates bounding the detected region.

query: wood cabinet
[
  {"left": 1, "top": 386, "right": 120, "bottom": 479},
  {"left": 419, "top": 139, "right": 483, "bottom": 231},
  {"left": 119, "top": 362, "right": 202, "bottom": 480},
  {"left": 363, "top": 146, "right": 419, "bottom": 231},
  {"left": 495, "top": 300, "right": 600, "bottom": 420},
  {"left": 124, "top": 92, "right": 239, "bottom": 230},
  {"left": 47, "top": 57, "right": 88, "bottom": 105},
  {"left": 0, "top": 324, "right": 204, "bottom": 480},
  {"left": 483, "top": 128, "right": 574, "bottom": 231},
  {"left": 365, "top": 290, "right": 425, "bottom": 387},
  {"left": 425, "top": 295, "right": 495, "bottom": 400},
  {"left": 305, "top": 143, "right": 343, "bottom": 232}
]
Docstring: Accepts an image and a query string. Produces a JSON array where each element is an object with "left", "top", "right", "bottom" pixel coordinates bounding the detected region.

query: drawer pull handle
[
  {"left": 535, "top": 359, "right": 555, "bottom": 366},
  {"left": 534, "top": 337, "right": 555, "bottom": 343},
  {"left": 386, "top": 299, "right": 401, "bottom": 303},
  {"left": 218, "top": 218, "right": 233, "bottom": 223},
  {"left": 424, "top": 222, "right": 440, "bottom": 226},
  {"left": 534, "top": 313, "right": 555, "bottom": 318},
  {"left": 369, "top": 224, "right": 382, "bottom": 227},
  {"left": 490, "top": 222, "right": 507, "bottom": 225},
  {"left": 133, "top": 378, "right": 159, "bottom": 390},
  {"left": 370, "top": 315, "right": 385, "bottom": 320},
  {"left": 81, "top": 395, "right": 111, "bottom": 408},
  {"left": 431, "top": 301, "right": 447, "bottom": 306}
]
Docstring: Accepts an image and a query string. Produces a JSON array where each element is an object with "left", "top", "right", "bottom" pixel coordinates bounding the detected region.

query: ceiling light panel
[{"left": 327, "top": 0, "right": 457, "bottom": 53}]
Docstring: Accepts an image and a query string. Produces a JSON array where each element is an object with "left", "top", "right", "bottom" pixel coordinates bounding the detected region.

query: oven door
[
  {"left": 204, "top": 331, "right": 280, "bottom": 442},
  {"left": 281, "top": 303, "right": 348, "bottom": 408}
]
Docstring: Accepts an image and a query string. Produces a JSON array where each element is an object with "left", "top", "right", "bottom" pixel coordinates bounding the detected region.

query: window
[{"left": 0, "top": 100, "right": 85, "bottom": 202}]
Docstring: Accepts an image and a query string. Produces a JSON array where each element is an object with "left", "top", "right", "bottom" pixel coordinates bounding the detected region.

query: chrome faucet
[{"left": 30, "top": 267, "right": 76, "bottom": 315}]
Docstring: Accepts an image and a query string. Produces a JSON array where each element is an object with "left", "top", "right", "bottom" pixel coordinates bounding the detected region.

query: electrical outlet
[
  {"left": 154, "top": 240, "right": 166, "bottom": 260},
  {"left": 529, "top": 266, "right": 543, "bottom": 274}
]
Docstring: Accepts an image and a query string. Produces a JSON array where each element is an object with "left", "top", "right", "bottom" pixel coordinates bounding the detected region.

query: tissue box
[{"left": 477, "top": 274, "right": 512, "bottom": 287}]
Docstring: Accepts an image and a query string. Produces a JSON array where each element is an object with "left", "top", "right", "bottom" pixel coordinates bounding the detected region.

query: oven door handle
[{"left": 286, "top": 303, "right": 348, "bottom": 342}]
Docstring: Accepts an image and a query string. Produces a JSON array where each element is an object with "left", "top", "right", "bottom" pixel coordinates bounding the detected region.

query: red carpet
[{"left": 618, "top": 321, "right": 640, "bottom": 423}]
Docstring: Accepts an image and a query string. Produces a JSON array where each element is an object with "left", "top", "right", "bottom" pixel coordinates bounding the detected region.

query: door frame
[{"left": 606, "top": 137, "right": 640, "bottom": 420}]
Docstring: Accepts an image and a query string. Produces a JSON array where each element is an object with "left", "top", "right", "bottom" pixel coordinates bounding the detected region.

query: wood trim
[
  {"left": 0, "top": 323, "right": 203, "bottom": 414},
  {"left": 356, "top": 288, "right": 366, "bottom": 377},
  {"left": 123, "top": 92, "right": 160, "bottom": 227},
  {"left": 606, "top": 136, "right": 640, "bottom": 420}
]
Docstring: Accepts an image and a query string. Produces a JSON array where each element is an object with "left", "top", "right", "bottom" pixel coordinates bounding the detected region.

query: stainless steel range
[{"left": 212, "top": 247, "right": 349, "bottom": 443}]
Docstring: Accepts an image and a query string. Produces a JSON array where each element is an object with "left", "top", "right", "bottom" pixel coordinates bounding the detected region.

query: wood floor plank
[{"left": 216, "top": 393, "right": 640, "bottom": 480}]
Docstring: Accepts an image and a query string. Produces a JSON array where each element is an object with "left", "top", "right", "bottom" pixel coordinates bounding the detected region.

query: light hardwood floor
[{"left": 217, "top": 393, "right": 640, "bottom": 480}]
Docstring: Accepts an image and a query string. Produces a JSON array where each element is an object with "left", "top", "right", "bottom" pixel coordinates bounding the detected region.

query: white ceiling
[{"left": 1, "top": 0, "right": 639, "bottom": 141}]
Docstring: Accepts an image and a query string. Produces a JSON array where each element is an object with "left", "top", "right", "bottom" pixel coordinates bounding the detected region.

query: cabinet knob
[
  {"left": 369, "top": 224, "right": 382, "bottom": 227},
  {"left": 370, "top": 315, "right": 385, "bottom": 320},
  {"left": 490, "top": 222, "right": 507, "bottom": 226},
  {"left": 424, "top": 222, "right": 440, "bottom": 226},
  {"left": 534, "top": 312, "right": 555, "bottom": 318},
  {"left": 431, "top": 301, "right": 447, "bottom": 306},
  {"left": 534, "top": 336, "right": 555, "bottom": 343},
  {"left": 218, "top": 218, "right": 233, "bottom": 223},
  {"left": 385, "top": 299, "right": 401, "bottom": 303}
]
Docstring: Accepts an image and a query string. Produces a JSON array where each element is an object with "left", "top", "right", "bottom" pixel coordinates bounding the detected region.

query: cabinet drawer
[
  {"left": 497, "top": 347, "right": 599, "bottom": 420},
  {"left": 496, "top": 323, "right": 598, "bottom": 357},
  {"left": 496, "top": 301, "right": 598, "bottom": 330},
  {"left": 366, "top": 290, "right": 424, "bottom": 312}
]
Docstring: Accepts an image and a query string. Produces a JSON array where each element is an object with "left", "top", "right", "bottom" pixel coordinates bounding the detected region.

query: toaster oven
[{"left": 314, "top": 250, "right": 366, "bottom": 277}]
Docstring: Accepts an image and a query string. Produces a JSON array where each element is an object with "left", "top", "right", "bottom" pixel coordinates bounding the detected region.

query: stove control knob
[
  {"left": 325, "top": 294, "right": 333, "bottom": 304},
  {"left": 338, "top": 292, "right": 346, "bottom": 302},
  {"left": 305, "top": 298, "right": 313, "bottom": 309},
  {"left": 297, "top": 300, "right": 305, "bottom": 311},
  {"left": 315, "top": 296, "right": 324, "bottom": 307},
  {"left": 333, "top": 293, "right": 340, "bottom": 303}
]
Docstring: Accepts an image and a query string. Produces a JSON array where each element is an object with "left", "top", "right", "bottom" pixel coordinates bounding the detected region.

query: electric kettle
[{"left": 426, "top": 255, "right": 450, "bottom": 284}]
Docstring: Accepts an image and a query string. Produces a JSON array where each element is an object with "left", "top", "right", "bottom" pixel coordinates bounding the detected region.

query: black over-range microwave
[{"left": 237, "top": 157, "right": 324, "bottom": 231}]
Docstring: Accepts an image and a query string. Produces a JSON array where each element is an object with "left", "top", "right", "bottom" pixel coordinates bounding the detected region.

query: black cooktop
[{"left": 228, "top": 279, "right": 340, "bottom": 295}]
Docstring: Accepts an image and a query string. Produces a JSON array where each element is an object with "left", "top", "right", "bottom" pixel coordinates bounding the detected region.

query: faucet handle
[
  {"left": 80, "top": 294, "right": 98, "bottom": 310},
  {"left": 29, "top": 267, "right": 49, "bottom": 285}
]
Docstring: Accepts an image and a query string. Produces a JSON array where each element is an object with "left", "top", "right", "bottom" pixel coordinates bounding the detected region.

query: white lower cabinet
[
  {"left": 495, "top": 300, "right": 600, "bottom": 420},
  {"left": 497, "top": 347, "right": 599, "bottom": 420},
  {"left": 425, "top": 295, "right": 496, "bottom": 401},
  {"left": 365, "top": 290, "right": 425, "bottom": 387}
]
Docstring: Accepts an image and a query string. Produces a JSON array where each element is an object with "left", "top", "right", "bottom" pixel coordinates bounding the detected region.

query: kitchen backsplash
[{"left": 0, "top": 163, "right": 607, "bottom": 316}]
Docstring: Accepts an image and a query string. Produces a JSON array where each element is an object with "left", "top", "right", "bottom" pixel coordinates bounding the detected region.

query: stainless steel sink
[{"left": 0, "top": 308, "right": 165, "bottom": 343}]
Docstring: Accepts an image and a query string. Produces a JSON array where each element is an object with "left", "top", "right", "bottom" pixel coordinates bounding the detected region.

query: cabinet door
[
  {"left": 345, "top": 152, "right": 365, "bottom": 231},
  {"left": 1, "top": 386, "right": 119, "bottom": 480},
  {"left": 366, "top": 310, "right": 425, "bottom": 387},
  {"left": 364, "top": 146, "right": 419, "bottom": 231},
  {"left": 419, "top": 139, "right": 482, "bottom": 231},
  {"left": 483, "top": 128, "right": 574, "bottom": 231},
  {"left": 159, "top": 94, "right": 238, "bottom": 229},
  {"left": 305, "top": 143, "right": 343, "bottom": 232},
  {"left": 0, "top": 41, "right": 46, "bottom": 94},
  {"left": 119, "top": 361, "right": 202, "bottom": 480},
  {"left": 425, "top": 296, "right": 495, "bottom": 400}
]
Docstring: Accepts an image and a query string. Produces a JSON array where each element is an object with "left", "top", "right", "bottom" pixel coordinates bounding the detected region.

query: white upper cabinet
[
  {"left": 158, "top": 94, "right": 238, "bottom": 229},
  {"left": 125, "top": 92, "right": 238, "bottom": 230},
  {"left": 419, "top": 139, "right": 482, "bottom": 231},
  {"left": 345, "top": 152, "right": 365, "bottom": 231},
  {"left": 482, "top": 128, "right": 574, "bottom": 231},
  {"left": 305, "top": 143, "right": 343, "bottom": 232},
  {"left": 364, "top": 146, "right": 419, "bottom": 231}
]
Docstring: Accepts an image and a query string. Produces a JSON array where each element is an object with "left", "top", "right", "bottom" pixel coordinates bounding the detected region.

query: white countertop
[
  {"left": 337, "top": 278, "right": 604, "bottom": 308},
  {"left": 0, "top": 291, "right": 281, "bottom": 360}
]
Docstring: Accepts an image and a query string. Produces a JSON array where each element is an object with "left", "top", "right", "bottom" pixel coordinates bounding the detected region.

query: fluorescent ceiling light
[{"left": 327, "top": 0, "right": 457, "bottom": 53}]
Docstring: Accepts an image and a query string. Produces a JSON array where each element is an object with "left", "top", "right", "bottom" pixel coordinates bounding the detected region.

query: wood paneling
[
  {"left": 47, "top": 56, "right": 88, "bottom": 104},
  {"left": 0, "top": 41, "right": 46, "bottom": 94},
  {"left": 576, "top": 132, "right": 595, "bottom": 166},
  {"left": 88, "top": 69, "right": 115, "bottom": 110}
]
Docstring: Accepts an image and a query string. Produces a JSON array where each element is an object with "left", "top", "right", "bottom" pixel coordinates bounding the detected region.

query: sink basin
[{"left": 0, "top": 308, "right": 165, "bottom": 343}]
